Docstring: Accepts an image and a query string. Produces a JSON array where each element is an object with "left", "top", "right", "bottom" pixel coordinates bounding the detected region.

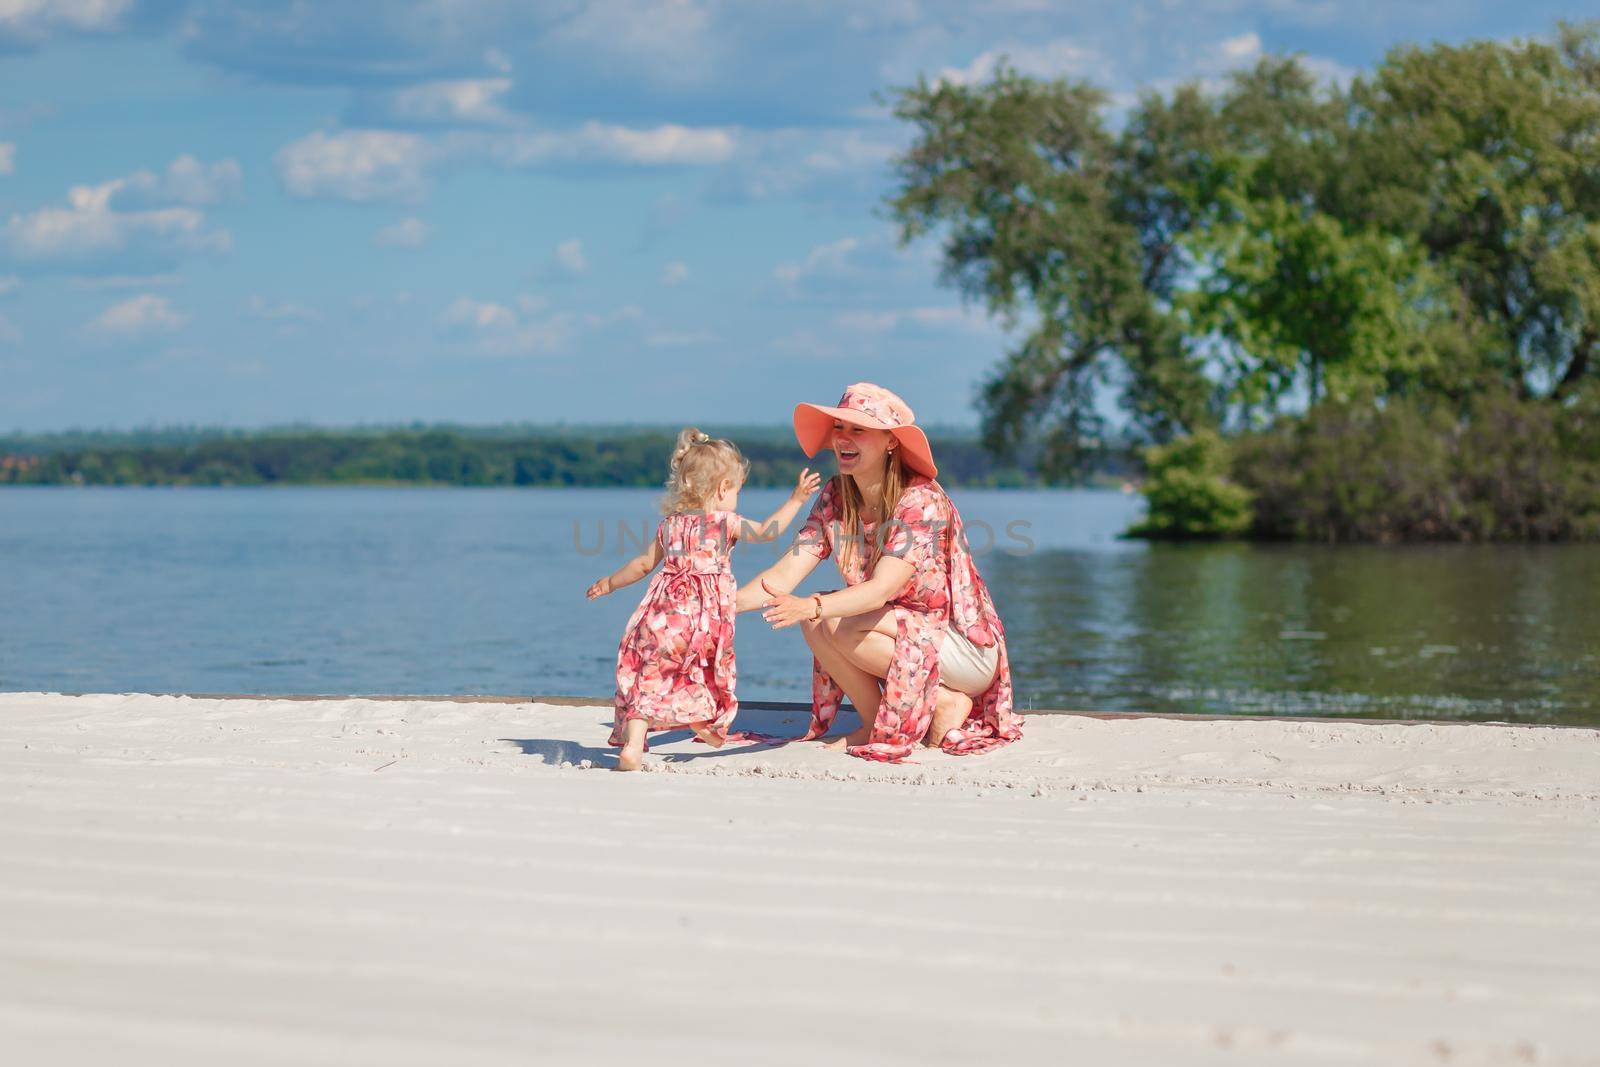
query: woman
[{"left": 734, "top": 382, "right": 1022, "bottom": 763}]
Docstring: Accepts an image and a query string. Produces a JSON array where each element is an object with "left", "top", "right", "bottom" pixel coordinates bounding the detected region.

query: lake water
[{"left": 2, "top": 486, "right": 1596, "bottom": 725}]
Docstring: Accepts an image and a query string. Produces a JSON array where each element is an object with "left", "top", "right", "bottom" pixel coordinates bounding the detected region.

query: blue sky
[{"left": 0, "top": 1, "right": 1591, "bottom": 431}]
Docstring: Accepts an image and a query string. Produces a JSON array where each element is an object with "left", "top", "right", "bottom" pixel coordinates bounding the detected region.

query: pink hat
[{"left": 793, "top": 382, "right": 937, "bottom": 479}]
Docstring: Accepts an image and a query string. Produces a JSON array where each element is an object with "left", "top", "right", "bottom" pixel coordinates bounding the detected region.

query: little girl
[{"left": 586, "top": 428, "right": 820, "bottom": 771}]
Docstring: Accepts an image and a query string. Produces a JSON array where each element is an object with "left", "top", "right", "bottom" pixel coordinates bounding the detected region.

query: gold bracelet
[{"left": 811, "top": 593, "right": 824, "bottom": 621}]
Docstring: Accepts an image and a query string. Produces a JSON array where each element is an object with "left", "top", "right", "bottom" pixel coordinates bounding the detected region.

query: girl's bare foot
[
  {"left": 691, "top": 724, "right": 725, "bottom": 749},
  {"left": 615, "top": 745, "right": 644, "bottom": 771},
  {"left": 924, "top": 687, "right": 973, "bottom": 748}
]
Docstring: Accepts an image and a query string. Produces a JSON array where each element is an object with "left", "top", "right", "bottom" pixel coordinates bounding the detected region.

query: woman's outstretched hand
[
  {"left": 585, "top": 577, "right": 612, "bottom": 600},
  {"left": 760, "top": 578, "right": 816, "bottom": 630},
  {"left": 789, "top": 467, "right": 822, "bottom": 504}
]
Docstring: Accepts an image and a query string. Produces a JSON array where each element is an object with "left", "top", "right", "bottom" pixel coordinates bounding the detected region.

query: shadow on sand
[{"left": 499, "top": 707, "right": 847, "bottom": 769}]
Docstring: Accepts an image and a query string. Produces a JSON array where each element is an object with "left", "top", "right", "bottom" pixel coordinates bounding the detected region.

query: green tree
[
  {"left": 1127, "top": 430, "right": 1254, "bottom": 539},
  {"left": 1181, "top": 182, "right": 1459, "bottom": 416},
  {"left": 890, "top": 69, "right": 1198, "bottom": 480},
  {"left": 888, "top": 23, "right": 1600, "bottom": 481},
  {"left": 1330, "top": 24, "right": 1600, "bottom": 400}
]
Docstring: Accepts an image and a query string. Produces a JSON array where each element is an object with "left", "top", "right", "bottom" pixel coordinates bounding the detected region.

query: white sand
[{"left": 1, "top": 693, "right": 1597, "bottom": 1067}]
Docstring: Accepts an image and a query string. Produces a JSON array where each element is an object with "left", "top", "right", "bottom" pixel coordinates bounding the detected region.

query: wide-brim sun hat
[{"left": 793, "top": 382, "right": 937, "bottom": 479}]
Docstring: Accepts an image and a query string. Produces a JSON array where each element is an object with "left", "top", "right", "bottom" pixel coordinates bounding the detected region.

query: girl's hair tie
[{"left": 662, "top": 427, "right": 750, "bottom": 516}]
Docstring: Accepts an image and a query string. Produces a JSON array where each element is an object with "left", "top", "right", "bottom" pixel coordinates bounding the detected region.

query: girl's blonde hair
[
  {"left": 661, "top": 427, "right": 749, "bottom": 515},
  {"left": 831, "top": 445, "right": 909, "bottom": 576}
]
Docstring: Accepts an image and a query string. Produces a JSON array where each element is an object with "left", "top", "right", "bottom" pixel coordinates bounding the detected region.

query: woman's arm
[
  {"left": 585, "top": 538, "right": 664, "bottom": 600},
  {"left": 739, "top": 468, "right": 822, "bottom": 544},
  {"left": 762, "top": 556, "right": 914, "bottom": 629},
  {"left": 734, "top": 546, "right": 821, "bottom": 613}
]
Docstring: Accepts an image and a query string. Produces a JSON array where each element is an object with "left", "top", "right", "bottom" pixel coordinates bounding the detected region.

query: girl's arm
[
  {"left": 586, "top": 538, "right": 665, "bottom": 599},
  {"left": 761, "top": 557, "right": 913, "bottom": 629},
  {"left": 734, "top": 545, "right": 822, "bottom": 613},
  {"left": 739, "top": 467, "right": 822, "bottom": 544}
]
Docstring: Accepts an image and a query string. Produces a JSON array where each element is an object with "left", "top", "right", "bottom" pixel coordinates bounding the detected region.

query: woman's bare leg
[
  {"left": 822, "top": 610, "right": 901, "bottom": 749},
  {"left": 926, "top": 688, "right": 974, "bottom": 747},
  {"left": 802, "top": 618, "right": 884, "bottom": 746},
  {"left": 829, "top": 610, "right": 977, "bottom": 748},
  {"left": 615, "top": 719, "right": 647, "bottom": 772},
  {"left": 831, "top": 608, "right": 896, "bottom": 673}
]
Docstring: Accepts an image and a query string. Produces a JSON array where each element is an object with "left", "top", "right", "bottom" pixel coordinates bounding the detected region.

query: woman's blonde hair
[
  {"left": 831, "top": 445, "right": 909, "bottom": 575},
  {"left": 661, "top": 427, "right": 749, "bottom": 515}
]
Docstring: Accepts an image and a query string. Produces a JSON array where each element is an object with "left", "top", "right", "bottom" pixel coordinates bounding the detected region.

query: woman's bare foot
[
  {"left": 614, "top": 720, "right": 647, "bottom": 771},
  {"left": 691, "top": 724, "right": 725, "bottom": 749},
  {"left": 924, "top": 687, "right": 973, "bottom": 748},
  {"left": 822, "top": 726, "right": 872, "bottom": 750}
]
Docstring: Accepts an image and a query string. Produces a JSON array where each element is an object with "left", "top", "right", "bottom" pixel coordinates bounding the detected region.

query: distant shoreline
[{"left": 0, "top": 425, "right": 1136, "bottom": 490}]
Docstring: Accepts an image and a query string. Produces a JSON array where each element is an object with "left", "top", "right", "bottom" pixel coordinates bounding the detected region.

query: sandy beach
[{"left": 2, "top": 692, "right": 1597, "bottom": 1066}]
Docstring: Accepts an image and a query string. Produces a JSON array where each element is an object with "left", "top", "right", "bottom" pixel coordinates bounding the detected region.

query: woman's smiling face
[{"left": 832, "top": 420, "right": 894, "bottom": 475}]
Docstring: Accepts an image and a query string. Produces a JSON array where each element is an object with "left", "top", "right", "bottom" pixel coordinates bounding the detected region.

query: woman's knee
[
  {"left": 799, "top": 617, "right": 832, "bottom": 648},
  {"left": 803, "top": 616, "right": 845, "bottom": 642}
]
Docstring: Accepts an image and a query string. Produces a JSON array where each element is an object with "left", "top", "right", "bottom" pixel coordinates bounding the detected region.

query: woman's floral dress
[
  {"left": 610, "top": 510, "right": 741, "bottom": 749},
  {"left": 793, "top": 476, "right": 1023, "bottom": 763}
]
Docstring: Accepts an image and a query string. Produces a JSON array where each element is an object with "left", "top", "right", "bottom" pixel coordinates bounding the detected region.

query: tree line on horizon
[
  {"left": 0, "top": 427, "right": 1134, "bottom": 489},
  {"left": 889, "top": 21, "right": 1600, "bottom": 541}
]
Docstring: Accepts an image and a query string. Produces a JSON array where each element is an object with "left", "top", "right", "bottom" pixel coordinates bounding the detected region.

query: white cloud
[
  {"left": 441, "top": 294, "right": 640, "bottom": 357},
  {"left": 714, "top": 126, "right": 905, "bottom": 202},
  {"left": 493, "top": 122, "right": 736, "bottom": 167},
  {"left": 0, "top": 0, "right": 131, "bottom": 44},
  {"left": 0, "top": 310, "right": 19, "bottom": 345},
  {"left": 1215, "top": 31, "right": 1263, "bottom": 66},
  {"left": 545, "top": 0, "right": 715, "bottom": 87},
  {"left": 660, "top": 260, "right": 689, "bottom": 287},
  {"left": 552, "top": 238, "right": 588, "bottom": 277},
  {"left": 88, "top": 294, "right": 189, "bottom": 338},
  {"left": 5, "top": 201, "right": 222, "bottom": 262},
  {"left": 246, "top": 296, "right": 320, "bottom": 323},
  {"left": 276, "top": 129, "right": 433, "bottom": 203},
  {"left": 1298, "top": 53, "right": 1360, "bottom": 90},
  {"left": 445, "top": 297, "right": 518, "bottom": 331},
  {"left": 937, "top": 38, "right": 1109, "bottom": 87},
  {"left": 0, "top": 142, "right": 13, "bottom": 175},
  {"left": 484, "top": 47, "right": 512, "bottom": 74},
  {"left": 373, "top": 216, "right": 432, "bottom": 249},
  {"left": 798, "top": 129, "right": 897, "bottom": 174},
  {"left": 382, "top": 78, "right": 514, "bottom": 126},
  {"left": 96, "top": 155, "right": 244, "bottom": 208},
  {"left": 5, "top": 194, "right": 230, "bottom": 268},
  {"left": 2, "top": 155, "right": 237, "bottom": 270},
  {"left": 442, "top": 295, "right": 570, "bottom": 357},
  {"left": 834, "top": 305, "right": 996, "bottom": 335},
  {"left": 276, "top": 122, "right": 734, "bottom": 204},
  {"left": 774, "top": 236, "right": 860, "bottom": 294}
]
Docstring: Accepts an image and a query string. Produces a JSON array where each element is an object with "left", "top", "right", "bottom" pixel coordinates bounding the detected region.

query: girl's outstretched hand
[
  {"left": 790, "top": 467, "right": 822, "bottom": 503},
  {"left": 760, "top": 578, "right": 816, "bottom": 630},
  {"left": 585, "top": 577, "right": 612, "bottom": 600}
]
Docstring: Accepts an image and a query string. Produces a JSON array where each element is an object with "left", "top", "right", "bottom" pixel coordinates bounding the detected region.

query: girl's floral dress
[
  {"left": 610, "top": 510, "right": 742, "bottom": 749},
  {"left": 793, "top": 475, "right": 1023, "bottom": 763}
]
